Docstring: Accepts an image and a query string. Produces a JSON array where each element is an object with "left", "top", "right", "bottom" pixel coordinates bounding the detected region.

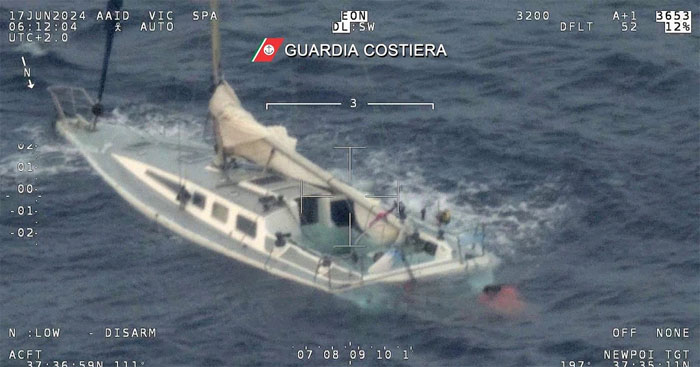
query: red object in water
[{"left": 478, "top": 284, "right": 525, "bottom": 316}]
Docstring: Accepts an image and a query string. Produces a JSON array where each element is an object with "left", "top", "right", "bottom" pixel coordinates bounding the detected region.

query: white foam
[
  {"left": 0, "top": 124, "right": 89, "bottom": 178},
  {"left": 337, "top": 149, "right": 569, "bottom": 257},
  {"left": 108, "top": 104, "right": 206, "bottom": 140},
  {"left": 1, "top": 105, "right": 207, "bottom": 179},
  {"left": 16, "top": 42, "right": 48, "bottom": 57}
]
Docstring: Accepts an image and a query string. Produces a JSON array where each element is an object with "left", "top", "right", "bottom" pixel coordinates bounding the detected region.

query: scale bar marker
[
  {"left": 367, "top": 102, "right": 434, "bottom": 110},
  {"left": 266, "top": 102, "right": 342, "bottom": 110}
]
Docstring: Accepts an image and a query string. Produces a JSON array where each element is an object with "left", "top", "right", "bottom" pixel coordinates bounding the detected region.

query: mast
[
  {"left": 209, "top": 0, "right": 225, "bottom": 166},
  {"left": 210, "top": 0, "right": 222, "bottom": 86},
  {"left": 92, "top": 0, "right": 123, "bottom": 128}
]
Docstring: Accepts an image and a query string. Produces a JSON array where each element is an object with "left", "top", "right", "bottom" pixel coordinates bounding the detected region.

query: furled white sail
[
  {"left": 209, "top": 82, "right": 324, "bottom": 186},
  {"left": 209, "top": 82, "right": 402, "bottom": 244}
]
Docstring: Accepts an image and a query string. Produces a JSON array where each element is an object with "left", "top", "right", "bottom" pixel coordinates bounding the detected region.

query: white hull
[{"left": 50, "top": 86, "right": 497, "bottom": 294}]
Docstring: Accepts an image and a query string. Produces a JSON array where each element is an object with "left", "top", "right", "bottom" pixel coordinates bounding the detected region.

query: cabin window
[
  {"left": 330, "top": 200, "right": 353, "bottom": 226},
  {"left": 423, "top": 241, "right": 438, "bottom": 256},
  {"left": 211, "top": 202, "right": 229, "bottom": 223},
  {"left": 296, "top": 197, "right": 318, "bottom": 225},
  {"left": 192, "top": 192, "right": 206, "bottom": 208},
  {"left": 236, "top": 215, "right": 257, "bottom": 237}
]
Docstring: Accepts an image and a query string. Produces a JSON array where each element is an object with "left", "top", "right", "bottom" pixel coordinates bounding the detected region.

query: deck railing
[{"left": 47, "top": 85, "right": 94, "bottom": 121}]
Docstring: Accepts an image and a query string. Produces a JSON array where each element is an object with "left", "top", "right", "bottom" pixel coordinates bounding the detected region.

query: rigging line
[
  {"left": 399, "top": 247, "right": 417, "bottom": 283},
  {"left": 92, "top": 0, "right": 122, "bottom": 129},
  {"left": 210, "top": 0, "right": 221, "bottom": 85},
  {"left": 178, "top": 118, "right": 183, "bottom": 184}
]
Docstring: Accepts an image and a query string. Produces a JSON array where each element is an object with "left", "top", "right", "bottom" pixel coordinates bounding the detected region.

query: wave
[
  {"left": 15, "top": 42, "right": 48, "bottom": 57},
  {"left": 0, "top": 124, "right": 87, "bottom": 179},
  {"left": 0, "top": 104, "right": 208, "bottom": 179},
  {"left": 336, "top": 149, "right": 568, "bottom": 258}
]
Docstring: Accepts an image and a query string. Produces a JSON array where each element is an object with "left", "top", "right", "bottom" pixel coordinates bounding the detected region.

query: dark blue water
[{"left": 1, "top": 1, "right": 698, "bottom": 366}]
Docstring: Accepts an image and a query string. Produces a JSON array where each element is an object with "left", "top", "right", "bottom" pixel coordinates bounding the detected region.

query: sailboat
[{"left": 48, "top": 0, "right": 496, "bottom": 294}]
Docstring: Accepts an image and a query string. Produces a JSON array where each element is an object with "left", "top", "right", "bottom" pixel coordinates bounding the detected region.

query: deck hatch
[
  {"left": 249, "top": 175, "right": 284, "bottom": 186},
  {"left": 331, "top": 200, "right": 353, "bottom": 226},
  {"left": 297, "top": 197, "right": 318, "bottom": 225}
]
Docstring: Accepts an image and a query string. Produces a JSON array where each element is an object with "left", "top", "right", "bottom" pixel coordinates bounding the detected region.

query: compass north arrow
[{"left": 21, "top": 56, "right": 34, "bottom": 88}]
